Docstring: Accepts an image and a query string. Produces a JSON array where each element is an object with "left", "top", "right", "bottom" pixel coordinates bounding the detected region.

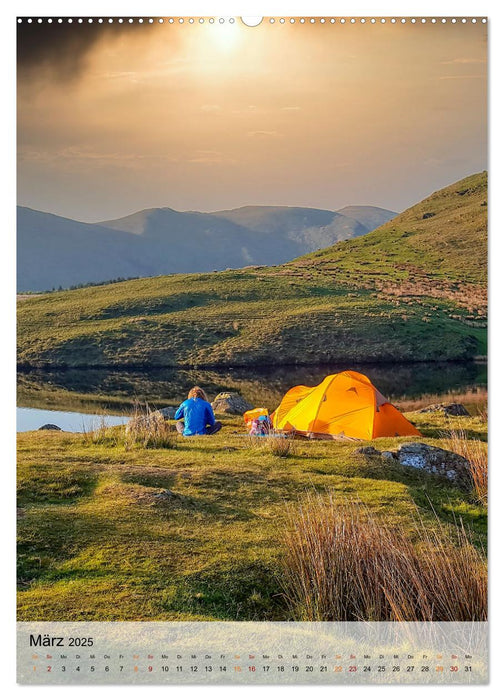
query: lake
[
  {"left": 17, "top": 407, "right": 128, "bottom": 433},
  {"left": 17, "top": 361, "right": 487, "bottom": 432}
]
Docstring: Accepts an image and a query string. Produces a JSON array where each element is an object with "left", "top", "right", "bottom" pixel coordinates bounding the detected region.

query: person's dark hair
[{"left": 188, "top": 386, "right": 208, "bottom": 401}]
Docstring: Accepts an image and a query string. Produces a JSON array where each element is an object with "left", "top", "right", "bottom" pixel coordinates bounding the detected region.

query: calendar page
[{"left": 16, "top": 14, "right": 488, "bottom": 685}]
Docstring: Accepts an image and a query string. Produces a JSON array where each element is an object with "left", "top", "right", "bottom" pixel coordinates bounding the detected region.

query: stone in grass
[
  {"left": 134, "top": 488, "right": 190, "bottom": 507},
  {"left": 152, "top": 489, "right": 183, "bottom": 501},
  {"left": 418, "top": 403, "right": 470, "bottom": 417},
  {"left": 211, "top": 392, "right": 253, "bottom": 415},
  {"left": 38, "top": 424, "right": 62, "bottom": 431},
  {"left": 397, "top": 442, "right": 470, "bottom": 485},
  {"left": 381, "top": 450, "right": 399, "bottom": 460},
  {"left": 156, "top": 406, "right": 177, "bottom": 419},
  {"left": 149, "top": 489, "right": 194, "bottom": 507},
  {"left": 353, "top": 446, "right": 381, "bottom": 457}
]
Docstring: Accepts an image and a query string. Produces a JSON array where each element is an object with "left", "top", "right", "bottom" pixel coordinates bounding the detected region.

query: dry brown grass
[
  {"left": 125, "top": 402, "right": 177, "bottom": 449},
  {"left": 444, "top": 428, "right": 488, "bottom": 505},
  {"left": 83, "top": 403, "right": 176, "bottom": 450},
  {"left": 282, "top": 495, "right": 487, "bottom": 622},
  {"left": 82, "top": 415, "right": 120, "bottom": 447},
  {"left": 477, "top": 402, "right": 488, "bottom": 422},
  {"left": 396, "top": 388, "right": 487, "bottom": 413},
  {"left": 248, "top": 435, "right": 297, "bottom": 457}
]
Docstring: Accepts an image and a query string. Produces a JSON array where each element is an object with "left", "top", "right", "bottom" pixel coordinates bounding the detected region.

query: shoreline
[{"left": 16, "top": 357, "right": 488, "bottom": 372}]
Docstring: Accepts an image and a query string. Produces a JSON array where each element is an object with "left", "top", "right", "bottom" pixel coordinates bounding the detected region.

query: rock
[
  {"left": 353, "top": 446, "right": 381, "bottom": 456},
  {"left": 397, "top": 442, "right": 470, "bottom": 485},
  {"left": 136, "top": 488, "right": 191, "bottom": 507},
  {"left": 152, "top": 489, "right": 182, "bottom": 501},
  {"left": 151, "top": 489, "right": 194, "bottom": 507},
  {"left": 211, "top": 392, "right": 253, "bottom": 415},
  {"left": 444, "top": 404, "right": 470, "bottom": 416},
  {"left": 382, "top": 450, "right": 398, "bottom": 460},
  {"left": 38, "top": 423, "right": 62, "bottom": 431},
  {"left": 156, "top": 406, "right": 176, "bottom": 419},
  {"left": 418, "top": 403, "right": 470, "bottom": 417}
]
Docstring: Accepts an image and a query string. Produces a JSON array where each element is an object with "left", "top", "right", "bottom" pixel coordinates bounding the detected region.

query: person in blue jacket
[{"left": 174, "top": 386, "right": 222, "bottom": 436}]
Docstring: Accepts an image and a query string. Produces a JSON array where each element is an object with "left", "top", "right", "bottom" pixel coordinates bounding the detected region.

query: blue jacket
[{"left": 174, "top": 397, "right": 216, "bottom": 436}]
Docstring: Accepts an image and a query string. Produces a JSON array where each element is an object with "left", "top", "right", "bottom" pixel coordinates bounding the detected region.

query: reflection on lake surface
[
  {"left": 17, "top": 407, "right": 128, "bottom": 433},
  {"left": 17, "top": 362, "right": 487, "bottom": 423}
]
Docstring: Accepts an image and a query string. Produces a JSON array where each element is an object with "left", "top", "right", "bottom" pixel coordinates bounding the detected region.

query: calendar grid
[{"left": 17, "top": 621, "right": 488, "bottom": 684}]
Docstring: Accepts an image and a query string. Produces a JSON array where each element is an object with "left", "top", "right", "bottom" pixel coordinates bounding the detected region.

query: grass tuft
[
  {"left": 248, "top": 435, "right": 297, "bottom": 457},
  {"left": 282, "top": 494, "right": 487, "bottom": 621},
  {"left": 124, "top": 403, "right": 177, "bottom": 449},
  {"left": 82, "top": 403, "right": 176, "bottom": 450},
  {"left": 444, "top": 428, "right": 488, "bottom": 505},
  {"left": 82, "top": 415, "right": 121, "bottom": 447}
]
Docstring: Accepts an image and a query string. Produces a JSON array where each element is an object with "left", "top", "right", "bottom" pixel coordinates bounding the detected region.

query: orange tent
[{"left": 271, "top": 370, "right": 420, "bottom": 440}]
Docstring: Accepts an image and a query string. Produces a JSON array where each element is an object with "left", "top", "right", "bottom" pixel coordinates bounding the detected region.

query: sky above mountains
[{"left": 17, "top": 18, "right": 487, "bottom": 222}]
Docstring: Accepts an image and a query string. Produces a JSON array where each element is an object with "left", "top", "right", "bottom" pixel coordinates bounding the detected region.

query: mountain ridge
[{"left": 17, "top": 203, "right": 396, "bottom": 291}]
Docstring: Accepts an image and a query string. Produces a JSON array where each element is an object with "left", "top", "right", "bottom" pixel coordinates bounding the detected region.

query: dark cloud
[{"left": 17, "top": 19, "right": 148, "bottom": 81}]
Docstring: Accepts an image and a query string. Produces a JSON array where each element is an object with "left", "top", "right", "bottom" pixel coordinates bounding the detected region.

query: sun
[{"left": 209, "top": 20, "right": 242, "bottom": 52}]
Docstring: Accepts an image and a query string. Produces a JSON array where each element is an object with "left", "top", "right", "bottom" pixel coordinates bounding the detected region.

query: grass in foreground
[
  {"left": 283, "top": 495, "right": 486, "bottom": 622},
  {"left": 443, "top": 428, "right": 488, "bottom": 505},
  {"left": 17, "top": 410, "right": 487, "bottom": 622}
]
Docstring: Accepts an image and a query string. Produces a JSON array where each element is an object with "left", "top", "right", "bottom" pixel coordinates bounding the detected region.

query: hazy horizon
[
  {"left": 18, "top": 199, "right": 402, "bottom": 224},
  {"left": 17, "top": 18, "right": 487, "bottom": 222}
]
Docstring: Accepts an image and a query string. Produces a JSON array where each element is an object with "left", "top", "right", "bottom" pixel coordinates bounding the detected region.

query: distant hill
[
  {"left": 17, "top": 208, "right": 149, "bottom": 292},
  {"left": 336, "top": 206, "right": 402, "bottom": 233},
  {"left": 17, "top": 203, "right": 396, "bottom": 292},
  {"left": 17, "top": 173, "right": 486, "bottom": 368}
]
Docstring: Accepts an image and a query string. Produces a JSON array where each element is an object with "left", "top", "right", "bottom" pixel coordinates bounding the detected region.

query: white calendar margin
[{"left": 3, "top": 0, "right": 501, "bottom": 697}]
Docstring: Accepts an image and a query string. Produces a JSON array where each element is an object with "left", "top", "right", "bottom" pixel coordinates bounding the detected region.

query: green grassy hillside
[
  {"left": 17, "top": 173, "right": 487, "bottom": 368},
  {"left": 300, "top": 171, "right": 487, "bottom": 283}
]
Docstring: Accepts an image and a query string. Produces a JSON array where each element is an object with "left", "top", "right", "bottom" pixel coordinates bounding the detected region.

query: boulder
[
  {"left": 156, "top": 406, "right": 177, "bottom": 419},
  {"left": 38, "top": 424, "right": 62, "bottom": 431},
  {"left": 381, "top": 450, "right": 399, "bottom": 460},
  {"left": 397, "top": 442, "right": 470, "bottom": 484},
  {"left": 211, "top": 392, "right": 253, "bottom": 415},
  {"left": 152, "top": 489, "right": 184, "bottom": 501},
  {"left": 353, "top": 446, "right": 381, "bottom": 457},
  {"left": 418, "top": 403, "right": 470, "bottom": 417}
]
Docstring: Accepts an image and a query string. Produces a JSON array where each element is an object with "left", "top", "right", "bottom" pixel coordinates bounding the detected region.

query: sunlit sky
[{"left": 17, "top": 19, "right": 487, "bottom": 222}]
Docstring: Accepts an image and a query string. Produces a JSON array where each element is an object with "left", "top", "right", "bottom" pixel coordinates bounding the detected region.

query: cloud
[
  {"left": 247, "top": 130, "right": 281, "bottom": 138},
  {"left": 281, "top": 106, "right": 301, "bottom": 111},
  {"left": 438, "top": 74, "right": 486, "bottom": 80},
  {"left": 441, "top": 57, "right": 486, "bottom": 65},
  {"left": 187, "top": 150, "right": 235, "bottom": 165},
  {"left": 102, "top": 71, "right": 139, "bottom": 80},
  {"left": 200, "top": 104, "right": 222, "bottom": 112},
  {"left": 18, "top": 22, "right": 124, "bottom": 82},
  {"left": 17, "top": 21, "right": 165, "bottom": 84},
  {"left": 18, "top": 146, "right": 179, "bottom": 169}
]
